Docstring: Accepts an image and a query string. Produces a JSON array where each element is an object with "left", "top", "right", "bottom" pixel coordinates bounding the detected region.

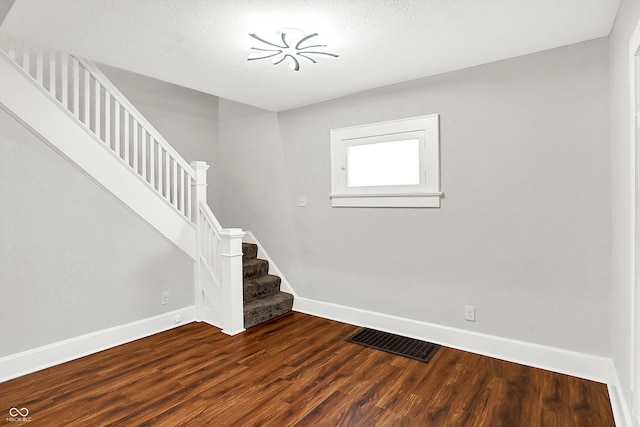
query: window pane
[{"left": 347, "top": 139, "right": 420, "bottom": 187}]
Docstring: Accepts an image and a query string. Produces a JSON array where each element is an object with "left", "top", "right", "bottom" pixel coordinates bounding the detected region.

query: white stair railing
[
  {"left": 0, "top": 35, "right": 194, "bottom": 221},
  {"left": 0, "top": 34, "right": 246, "bottom": 335},
  {"left": 192, "top": 162, "right": 245, "bottom": 335}
]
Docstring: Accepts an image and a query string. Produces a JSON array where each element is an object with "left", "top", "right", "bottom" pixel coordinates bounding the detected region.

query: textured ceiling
[{"left": 1, "top": 0, "right": 621, "bottom": 111}]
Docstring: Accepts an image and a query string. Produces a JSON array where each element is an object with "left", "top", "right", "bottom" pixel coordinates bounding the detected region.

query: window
[
  {"left": 330, "top": 114, "right": 442, "bottom": 207},
  {"left": 347, "top": 139, "right": 420, "bottom": 187}
]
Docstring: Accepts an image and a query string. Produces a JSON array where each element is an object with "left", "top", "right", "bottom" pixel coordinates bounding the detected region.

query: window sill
[{"left": 329, "top": 192, "right": 443, "bottom": 208}]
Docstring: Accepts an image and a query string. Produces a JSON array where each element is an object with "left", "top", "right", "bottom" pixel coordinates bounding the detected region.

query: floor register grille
[{"left": 346, "top": 328, "right": 440, "bottom": 362}]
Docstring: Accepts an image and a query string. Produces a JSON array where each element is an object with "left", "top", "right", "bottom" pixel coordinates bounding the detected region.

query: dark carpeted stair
[{"left": 242, "top": 242, "right": 293, "bottom": 328}]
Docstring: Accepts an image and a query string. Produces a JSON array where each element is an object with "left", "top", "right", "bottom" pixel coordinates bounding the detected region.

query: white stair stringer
[
  {"left": 0, "top": 50, "right": 196, "bottom": 259},
  {"left": 243, "top": 231, "right": 298, "bottom": 300}
]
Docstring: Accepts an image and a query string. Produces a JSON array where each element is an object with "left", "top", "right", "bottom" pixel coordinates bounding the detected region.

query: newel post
[
  {"left": 190, "top": 161, "right": 209, "bottom": 209},
  {"left": 190, "top": 160, "right": 245, "bottom": 335},
  {"left": 190, "top": 161, "right": 209, "bottom": 321},
  {"left": 219, "top": 228, "right": 246, "bottom": 336}
]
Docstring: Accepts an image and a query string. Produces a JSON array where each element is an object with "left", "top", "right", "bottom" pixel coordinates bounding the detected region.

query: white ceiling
[{"left": 1, "top": 0, "right": 621, "bottom": 112}]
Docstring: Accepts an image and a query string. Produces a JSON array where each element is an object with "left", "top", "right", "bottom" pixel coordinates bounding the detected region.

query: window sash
[
  {"left": 330, "top": 114, "right": 441, "bottom": 207},
  {"left": 347, "top": 138, "right": 421, "bottom": 188}
]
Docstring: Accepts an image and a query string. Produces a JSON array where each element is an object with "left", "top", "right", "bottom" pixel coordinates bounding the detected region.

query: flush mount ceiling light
[{"left": 247, "top": 30, "right": 339, "bottom": 71}]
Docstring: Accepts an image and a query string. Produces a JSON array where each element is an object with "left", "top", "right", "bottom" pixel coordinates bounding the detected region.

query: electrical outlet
[
  {"left": 464, "top": 305, "right": 475, "bottom": 322},
  {"left": 174, "top": 314, "right": 182, "bottom": 324},
  {"left": 161, "top": 292, "right": 169, "bottom": 305},
  {"left": 298, "top": 196, "right": 307, "bottom": 207}
]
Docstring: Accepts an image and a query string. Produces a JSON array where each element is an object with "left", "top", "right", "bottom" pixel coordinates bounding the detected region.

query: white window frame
[{"left": 330, "top": 114, "right": 442, "bottom": 208}]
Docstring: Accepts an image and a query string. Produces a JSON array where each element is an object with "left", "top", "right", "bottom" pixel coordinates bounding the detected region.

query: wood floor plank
[{"left": 0, "top": 312, "right": 614, "bottom": 426}]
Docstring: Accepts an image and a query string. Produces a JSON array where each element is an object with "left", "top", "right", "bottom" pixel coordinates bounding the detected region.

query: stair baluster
[{"left": 0, "top": 33, "right": 249, "bottom": 335}]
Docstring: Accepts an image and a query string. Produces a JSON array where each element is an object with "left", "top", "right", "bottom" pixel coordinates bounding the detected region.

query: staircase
[
  {"left": 242, "top": 243, "right": 294, "bottom": 328},
  {"left": 0, "top": 33, "right": 293, "bottom": 333}
]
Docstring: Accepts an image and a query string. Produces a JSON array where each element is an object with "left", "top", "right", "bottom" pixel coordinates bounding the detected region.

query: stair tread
[
  {"left": 244, "top": 274, "right": 281, "bottom": 285},
  {"left": 243, "top": 274, "right": 282, "bottom": 303},
  {"left": 242, "top": 258, "right": 269, "bottom": 279},
  {"left": 243, "top": 291, "right": 293, "bottom": 311},
  {"left": 242, "top": 242, "right": 258, "bottom": 260},
  {"left": 242, "top": 258, "right": 268, "bottom": 267},
  {"left": 243, "top": 291, "right": 293, "bottom": 329}
]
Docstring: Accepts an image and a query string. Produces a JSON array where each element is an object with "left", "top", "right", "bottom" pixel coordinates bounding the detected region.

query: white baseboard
[
  {"left": 298, "top": 296, "right": 639, "bottom": 425},
  {"left": 294, "top": 297, "right": 611, "bottom": 383},
  {"left": 0, "top": 306, "right": 197, "bottom": 383},
  {"left": 608, "top": 361, "right": 635, "bottom": 427},
  {"left": 3, "top": 297, "right": 630, "bottom": 424}
]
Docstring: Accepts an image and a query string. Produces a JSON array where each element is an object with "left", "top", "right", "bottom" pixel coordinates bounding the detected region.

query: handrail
[
  {"left": 197, "top": 201, "right": 221, "bottom": 274},
  {"left": 198, "top": 200, "right": 223, "bottom": 234},
  {"left": 75, "top": 57, "right": 196, "bottom": 180},
  {"left": 195, "top": 200, "right": 245, "bottom": 335},
  {"left": 2, "top": 33, "right": 247, "bottom": 335},
  {"left": 0, "top": 33, "right": 196, "bottom": 222}
]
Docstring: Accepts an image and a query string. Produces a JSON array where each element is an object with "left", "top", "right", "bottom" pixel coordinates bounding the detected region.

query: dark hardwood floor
[{"left": 1, "top": 312, "right": 614, "bottom": 426}]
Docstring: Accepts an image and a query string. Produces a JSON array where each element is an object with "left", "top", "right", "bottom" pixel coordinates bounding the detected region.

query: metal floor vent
[{"left": 346, "top": 328, "right": 440, "bottom": 362}]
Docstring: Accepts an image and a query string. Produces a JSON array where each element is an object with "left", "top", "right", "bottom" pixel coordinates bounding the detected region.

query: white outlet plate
[
  {"left": 464, "top": 305, "right": 475, "bottom": 322},
  {"left": 161, "top": 292, "right": 169, "bottom": 305},
  {"left": 298, "top": 196, "right": 307, "bottom": 207}
]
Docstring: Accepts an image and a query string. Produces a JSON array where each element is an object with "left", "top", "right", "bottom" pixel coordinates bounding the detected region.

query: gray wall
[
  {"left": 0, "top": 31, "right": 615, "bottom": 368},
  {"left": 609, "top": 0, "right": 640, "bottom": 416},
  {"left": 97, "top": 64, "right": 222, "bottom": 212},
  {"left": 0, "top": 0, "right": 16, "bottom": 26},
  {"left": 0, "top": 110, "right": 194, "bottom": 357},
  {"left": 218, "top": 38, "right": 611, "bottom": 356}
]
